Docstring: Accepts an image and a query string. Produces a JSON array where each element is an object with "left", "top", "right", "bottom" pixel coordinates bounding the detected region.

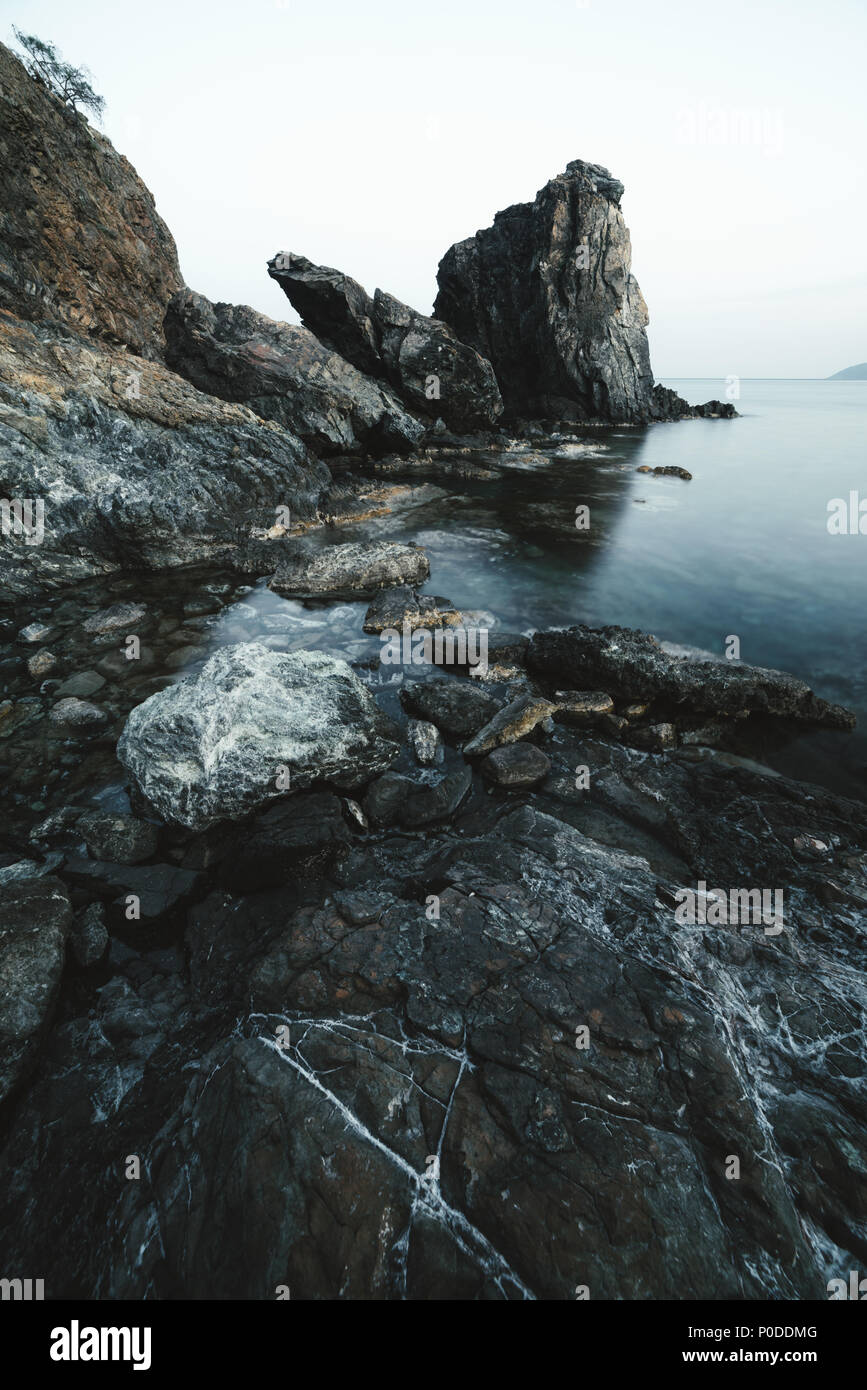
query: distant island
[{"left": 828, "top": 363, "right": 867, "bottom": 379}]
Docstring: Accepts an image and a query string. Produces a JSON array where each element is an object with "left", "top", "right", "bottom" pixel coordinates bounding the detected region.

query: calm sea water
[{"left": 316, "top": 378, "right": 866, "bottom": 797}]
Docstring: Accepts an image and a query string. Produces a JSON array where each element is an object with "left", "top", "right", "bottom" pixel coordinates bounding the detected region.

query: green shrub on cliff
[{"left": 12, "top": 26, "right": 104, "bottom": 119}]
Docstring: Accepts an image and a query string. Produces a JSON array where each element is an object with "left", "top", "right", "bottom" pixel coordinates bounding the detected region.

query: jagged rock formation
[
  {"left": 268, "top": 253, "right": 504, "bottom": 431},
  {"left": 164, "top": 289, "right": 425, "bottom": 456},
  {"left": 0, "top": 42, "right": 181, "bottom": 360},
  {"left": 434, "top": 159, "right": 734, "bottom": 425}
]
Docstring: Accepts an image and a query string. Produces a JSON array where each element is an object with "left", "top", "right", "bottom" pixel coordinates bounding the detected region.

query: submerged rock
[
  {"left": 48, "top": 697, "right": 109, "bottom": 731},
  {"left": 82, "top": 603, "right": 147, "bottom": 635},
  {"left": 116, "top": 643, "right": 401, "bottom": 831}
]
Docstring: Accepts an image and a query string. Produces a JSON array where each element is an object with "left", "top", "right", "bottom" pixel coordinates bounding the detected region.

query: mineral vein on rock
[{"left": 254, "top": 1011, "right": 536, "bottom": 1300}]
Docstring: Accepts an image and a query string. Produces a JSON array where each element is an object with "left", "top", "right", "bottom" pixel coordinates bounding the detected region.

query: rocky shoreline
[{"left": 1, "top": 38, "right": 864, "bottom": 1302}]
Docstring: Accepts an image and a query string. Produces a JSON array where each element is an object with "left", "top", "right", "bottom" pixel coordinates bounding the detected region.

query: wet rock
[
  {"left": 270, "top": 541, "right": 429, "bottom": 599},
  {"left": 0, "top": 857, "right": 63, "bottom": 884},
  {"left": 463, "top": 693, "right": 558, "bottom": 756},
  {"left": 0, "top": 875, "right": 72, "bottom": 1105},
  {"left": 69, "top": 902, "right": 109, "bottom": 968},
  {"left": 26, "top": 649, "right": 56, "bottom": 679},
  {"left": 165, "top": 288, "right": 425, "bottom": 457},
  {"left": 628, "top": 722, "right": 677, "bottom": 752},
  {"left": 332, "top": 890, "right": 389, "bottom": 924},
  {"left": 117, "top": 644, "right": 400, "bottom": 831},
  {"left": 219, "top": 792, "right": 351, "bottom": 893},
  {"left": 268, "top": 252, "right": 503, "bottom": 432},
  {"left": 528, "top": 624, "right": 856, "bottom": 728},
  {"left": 17, "top": 622, "right": 54, "bottom": 644},
  {"left": 0, "top": 698, "right": 43, "bottom": 740},
  {"left": 95, "top": 648, "right": 156, "bottom": 680},
  {"left": 55, "top": 670, "right": 106, "bottom": 698},
  {"left": 636, "top": 465, "right": 693, "bottom": 480},
  {"left": 399, "top": 679, "right": 502, "bottom": 738},
  {"left": 48, "top": 698, "right": 109, "bottom": 731},
  {"left": 343, "top": 798, "right": 368, "bottom": 832},
  {"left": 163, "top": 645, "right": 207, "bottom": 671},
  {"left": 408, "top": 720, "right": 441, "bottom": 766},
  {"left": 363, "top": 766, "right": 472, "bottom": 828},
  {"left": 61, "top": 857, "right": 201, "bottom": 922},
  {"left": 29, "top": 806, "right": 87, "bottom": 848},
  {"left": 76, "top": 811, "right": 159, "bottom": 865},
  {"left": 622, "top": 702, "right": 649, "bottom": 719},
  {"left": 480, "top": 742, "right": 551, "bottom": 787},
  {"left": 553, "top": 690, "right": 615, "bottom": 724},
  {"left": 483, "top": 632, "right": 530, "bottom": 669},
  {"left": 363, "top": 586, "right": 461, "bottom": 634},
  {"left": 2, "top": 752, "right": 866, "bottom": 1299},
  {"left": 649, "top": 386, "right": 737, "bottom": 421}
]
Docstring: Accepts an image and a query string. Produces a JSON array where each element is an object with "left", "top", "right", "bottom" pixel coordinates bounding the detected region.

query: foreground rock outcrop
[
  {"left": 268, "top": 252, "right": 504, "bottom": 431},
  {"left": 117, "top": 643, "right": 401, "bottom": 830},
  {"left": 434, "top": 159, "right": 734, "bottom": 425}
]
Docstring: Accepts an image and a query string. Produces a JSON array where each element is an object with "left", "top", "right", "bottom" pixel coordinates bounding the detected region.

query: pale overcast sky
[{"left": 4, "top": 0, "right": 866, "bottom": 377}]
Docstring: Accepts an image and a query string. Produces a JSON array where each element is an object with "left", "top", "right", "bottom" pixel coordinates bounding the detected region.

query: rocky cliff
[
  {"left": 0, "top": 42, "right": 181, "bottom": 360},
  {"left": 434, "top": 159, "right": 731, "bottom": 424},
  {"left": 0, "top": 42, "right": 329, "bottom": 597}
]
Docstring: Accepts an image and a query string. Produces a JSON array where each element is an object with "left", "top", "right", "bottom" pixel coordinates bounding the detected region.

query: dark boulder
[{"left": 528, "top": 625, "right": 856, "bottom": 729}]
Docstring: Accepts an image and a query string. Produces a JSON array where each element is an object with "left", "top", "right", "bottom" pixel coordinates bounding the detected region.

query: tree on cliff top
[{"left": 12, "top": 27, "right": 105, "bottom": 120}]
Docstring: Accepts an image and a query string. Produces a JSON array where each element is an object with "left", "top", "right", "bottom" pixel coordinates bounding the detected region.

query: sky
[{"left": 3, "top": 0, "right": 866, "bottom": 378}]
